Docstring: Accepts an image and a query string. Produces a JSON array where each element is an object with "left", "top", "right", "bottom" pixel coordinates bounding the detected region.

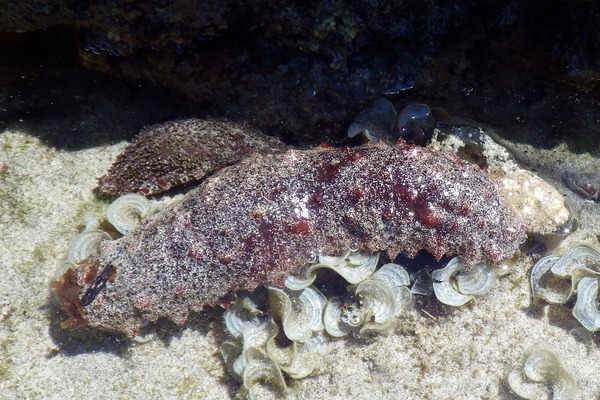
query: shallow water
[{"left": 1, "top": 31, "right": 600, "bottom": 400}]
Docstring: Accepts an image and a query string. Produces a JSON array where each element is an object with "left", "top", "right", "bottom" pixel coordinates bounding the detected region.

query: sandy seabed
[{"left": 1, "top": 127, "right": 600, "bottom": 400}]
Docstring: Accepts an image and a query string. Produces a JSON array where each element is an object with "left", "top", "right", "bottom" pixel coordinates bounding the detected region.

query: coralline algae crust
[{"left": 54, "top": 141, "right": 526, "bottom": 337}]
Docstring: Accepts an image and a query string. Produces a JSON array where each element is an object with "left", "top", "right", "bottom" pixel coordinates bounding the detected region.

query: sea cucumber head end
[{"left": 50, "top": 266, "right": 89, "bottom": 330}]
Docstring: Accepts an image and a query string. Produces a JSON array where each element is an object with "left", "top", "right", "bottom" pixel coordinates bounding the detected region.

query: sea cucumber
[{"left": 53, "top": 141, "right": 526, "bottom": 338}]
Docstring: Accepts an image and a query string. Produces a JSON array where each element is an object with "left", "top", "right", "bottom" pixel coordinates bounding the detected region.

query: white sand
[{"left": 1, "top": 129, "right": 599, "bottom": 399}]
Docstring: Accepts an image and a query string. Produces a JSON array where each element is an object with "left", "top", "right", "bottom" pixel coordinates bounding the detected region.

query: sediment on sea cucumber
[{"left": 53, "top": 140, "right": 526, "bottom": 338}]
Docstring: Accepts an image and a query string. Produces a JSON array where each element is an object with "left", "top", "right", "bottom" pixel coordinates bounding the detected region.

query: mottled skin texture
[
  {"left": 55, "top": 141, "right": 526, "bottom": 337},
  {"left": 97, "top": 118, "right": 287, "bottom": 196}
]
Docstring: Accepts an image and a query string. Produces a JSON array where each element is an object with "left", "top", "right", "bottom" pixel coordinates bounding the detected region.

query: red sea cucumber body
[{"left": 54, "top": 141, "right": 526, "bottom": 337}]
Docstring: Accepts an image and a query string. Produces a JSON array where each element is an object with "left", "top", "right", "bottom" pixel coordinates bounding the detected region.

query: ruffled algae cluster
[
  {"left": 531, "top": 245, "right": 600, "bottom": 332},
  {"left": 508, "top": 349, "right": 579, "bottom": 399},
  {"left": 220, "top": 249, "right": 512, "bottom": 398}
]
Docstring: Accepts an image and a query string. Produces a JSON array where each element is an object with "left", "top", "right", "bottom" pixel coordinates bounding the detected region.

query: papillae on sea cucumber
[{"left": 53, "top": 141, "right": 526, "bottom": 338}]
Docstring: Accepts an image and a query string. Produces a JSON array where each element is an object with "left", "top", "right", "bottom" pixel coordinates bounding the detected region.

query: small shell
[
  {"left": 267, "top": 286, "right": 326, "bottom": 342},
  {"left": 105, "top": 193, "right": 155, "bottom": 235},
  {"left": 572, "top": 276, "right": 600, "bottom": 332},
  {"left": 561, "top": 170, "right": 600, "bottom": 201},
  {"left": 396, "top": 103, "right": 435, "bottom": 144}
]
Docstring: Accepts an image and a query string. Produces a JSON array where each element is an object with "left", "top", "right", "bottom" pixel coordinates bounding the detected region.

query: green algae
[
  {"left": 0, "top": 337, "right": 15, "bottom": 382},
  {"left": 175, "top": 375, "right": 200, "bottom": 397},
  {"left": 0, "top": 181, "right": 35, "bottom": 226},
  {"left": 69, "top": 198, "right": 110, "bottom": 228}
]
